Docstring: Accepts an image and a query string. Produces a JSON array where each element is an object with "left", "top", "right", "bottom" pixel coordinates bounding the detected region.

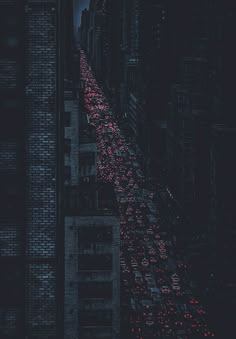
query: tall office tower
[
  {"left": 139, "top": 0, "right": 170, "bottom": 116},
  {"left": 166, "top": 0, "right": 211, "bottom": 218},
  {"left": 120, "top": 0, "right": 133, "bottom": 116},
  {"left": 208, "top": 124, "right": 236, "bottom": 337},
  {"left": 105, "top": 0, "right": 122, "bottom": 116},
  {"left": 0, "top": 1, "right": 25, "bottom": 337},
  {"left": 87, "top": 0, "right": 97, "bottom": 61},
  {"left": 123, "top": 0, "right": 142, "bottom": 123},
  {"left": 80, "top": 9, "right": 90, "bottom": 50},
  {"left": 0, "top": 1, "right": 64, "bottom": 338},
  {"left": 132, "top": 0, "right": 170, "bottom": 179},
  {"left": 167, "top": 56, "right": 209, "bottom": 220},
  {"left": 93, "top": 0, "right": 106, "bottom": 77},
  {"left": 208, "top": 1, "right": 236, "bottom": 126},
  {"left": 120, "top": 0, "right": 171, "bottom": 178},
  {"left": 64, "top": 0, "right": 75, "bottom": 82}
]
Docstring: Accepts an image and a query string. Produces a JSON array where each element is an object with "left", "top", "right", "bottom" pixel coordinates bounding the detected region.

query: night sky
[{"left": 73, "top": 0, "right": 89, "bottom": 32}]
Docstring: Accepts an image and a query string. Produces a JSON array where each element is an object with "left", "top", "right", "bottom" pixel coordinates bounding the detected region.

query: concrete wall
[{"left": 64, "top": 215, "right": 120, "bottom": 339}]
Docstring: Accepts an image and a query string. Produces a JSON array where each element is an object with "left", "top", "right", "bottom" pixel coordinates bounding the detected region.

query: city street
[{"left": 80, "top": 50, "right": 215, "bottom": 338}]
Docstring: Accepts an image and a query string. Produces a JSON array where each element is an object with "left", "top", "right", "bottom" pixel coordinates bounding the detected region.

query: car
[
  {"left": 172, "top": 283, "right": 180, "bottom": 290},
  {"left": 145, "top": 242, "right": 153, "bottom": 249},
  {"left": 150, "top": 287, "right": 160, "bottom": 297},
  {"left": 134, "top": 271, "right": 143, "bottom": 283},
  {"left": 145, "top": 317, "right": 155, "bottom": 326},
  {"left": 144, "top": 273, "right": 152, "bottom": 280},
  {"left": 130, "top": 298, "right": 136, "bottom": 311},
  {"left": 131, "top": 261, "right": 138, "bottom": 268},
  {"left": 148, "top": 248, "right": 157, "bottom": 255},
  {"left": 161, "top": 286, "right": 171, "bottom": 294},
  {"left": 150, "top": 257, "right": 157, "bottom": 264},
  {"left": 141, "top": 299, "right": 153, "bottom": 308},
  {"left": 122, "top": 267, "right": 130, "bottom": 273},
  {"left": 147, "top": 278, "right": 156, "bottom": 289},
  {"left": 175, "top": 329, "right": 185, "bottom": 336},
  {"left": 141, "top": 258, "right": 149, "bottom": 267}
]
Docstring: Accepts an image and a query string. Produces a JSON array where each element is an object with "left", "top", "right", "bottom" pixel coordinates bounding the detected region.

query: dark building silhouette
[
  {"left": 0, "top": 0, "right": 64, "bottom": 338},
  {"left": 207, "top": 124, "right": 236, "bottom": 337},
  {"left": 1, "top": 0, "right": 236, "bottom": 337},
  {"left": 166, "top": 4, "right": 236, "bottom": 336},
  {"left": 0, "top": 1, "right": 25, "bottom": 337},
  {"left": 81, "top": 1, "right": 236, "bottom": 336},
  {"left": 80, "top": 8, "right": 89, "bottom": 52}
]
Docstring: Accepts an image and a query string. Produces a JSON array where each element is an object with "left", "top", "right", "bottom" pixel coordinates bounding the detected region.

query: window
[
  {"left": 80, "top": 328, "right": 112, "bottom": 339},
  {"left": 0, "top": 175, "right": 21, "bottom": 217},
  {"left": 79, "top": 226, "right": 112, "bottom": 243},
  {"left": 79, "top": 282, "right": 112, "bottom": 298},
  {"left": 78, "top": 254, "right": 112, "bottom": 271},
  {"left": 0, "top": 92, "right": 20, "bottom": 137},
  {"left": 79, "top": 310, "right": 112, "bottom": 327},
  {"left": 64, "top": 111, "right": 71, "bottom": 127},
  {"left": 80, "top": 152, "right": 95, "bottom": 166},
  {"left": 0, "top": 259, "right": 23, "bottom": 306},
  {"left": 64, "top": 166, "right": 71, "bottom": 185},
  {"left": 0, "top": 11, "right": 19, "bottom": 55},
  {"left": 64, "top": 138, "right": 71, "bottom": 154}
]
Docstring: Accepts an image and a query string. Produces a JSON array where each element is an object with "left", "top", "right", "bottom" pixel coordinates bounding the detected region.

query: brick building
[{"left": 0, "top": 0, "right": 64, "bottom": 338}]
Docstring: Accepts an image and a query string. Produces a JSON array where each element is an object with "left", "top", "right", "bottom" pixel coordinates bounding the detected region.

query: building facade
[{"left": 0, "top": 0, "right": 65, "bottom": 338}]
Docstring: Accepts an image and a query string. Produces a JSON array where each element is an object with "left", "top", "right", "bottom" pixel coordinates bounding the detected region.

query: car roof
[{"left": 151, "top": 287, "right": 160, "bottom": 293}]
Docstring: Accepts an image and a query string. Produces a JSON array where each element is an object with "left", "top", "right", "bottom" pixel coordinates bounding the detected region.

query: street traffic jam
[{"left": 80, "top": 50, "right": 215, "bottom": 338}]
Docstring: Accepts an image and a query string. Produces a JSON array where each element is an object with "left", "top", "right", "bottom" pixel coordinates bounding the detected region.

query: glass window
[
  {"left": 64, "top": 138, "right": 71, "bottom": 154},
  {"left": 79, "top": 310, "right": 112, "bottom": 327},
  {"left": 0, "top": 260, "right": 23, "bottom": 306},
  {"left": 0, "top": 175, "right": 21, "bottom": 217},
  {"left": 78, "top": 254, "right": 112, "bottom": 271},
  {"left": 64, "top": 166, "right": 71, "bottom": 185},
  {"left": 79, "top": 282, "right": 112, "bottom": 298},
  {"left": 79, "top": 226, "right": 112, "bottom": 243},
  {"left": 64, "top": 111, "right": 71, "bottom": 127}
]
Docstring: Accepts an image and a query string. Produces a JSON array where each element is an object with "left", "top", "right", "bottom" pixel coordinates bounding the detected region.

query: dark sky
[{"left": 73, "top": 0, "right": 90, "bottom": 32}]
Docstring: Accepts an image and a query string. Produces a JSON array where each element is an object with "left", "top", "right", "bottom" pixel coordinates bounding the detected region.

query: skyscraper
[{"left": 0, "top": 1, "right": 64, "bottom": 338}]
